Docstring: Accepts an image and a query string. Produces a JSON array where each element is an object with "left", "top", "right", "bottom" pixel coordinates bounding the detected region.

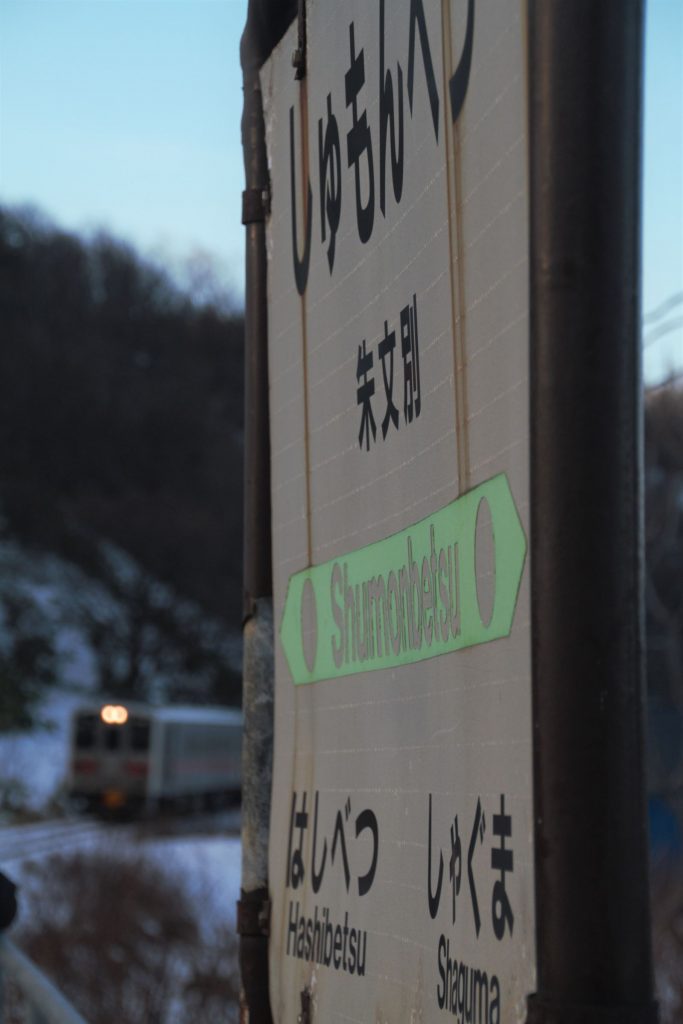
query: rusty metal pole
[
  {"left": 238, "top": 4, "right": 296, "bottom": 1022},
  {"left": 527, "top": 3, "right": 658, "bottom": 1022}
]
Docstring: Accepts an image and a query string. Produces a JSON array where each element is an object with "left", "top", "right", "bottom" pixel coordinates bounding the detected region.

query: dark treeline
[{"left": 0, "top": 205, "right": 244, "bottom": 630}]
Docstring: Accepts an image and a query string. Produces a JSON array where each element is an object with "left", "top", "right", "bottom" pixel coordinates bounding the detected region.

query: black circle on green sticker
[
  {"left": 474, "top": 496, "right": 495, "bottom": 628},
  {"left": 301, "top": 577, "right": 318, "bottom": 673}
]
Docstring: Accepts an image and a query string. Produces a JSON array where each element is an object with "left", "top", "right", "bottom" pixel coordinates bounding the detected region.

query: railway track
[
  {"left": 0, "top": 818, "right": 117, "bottom": 866},
  {"left": 0, "top": 808, "right": 240, "bottom": 867}
]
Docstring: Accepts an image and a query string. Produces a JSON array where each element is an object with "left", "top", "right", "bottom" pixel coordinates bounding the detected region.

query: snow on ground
[
  {"left": 0, "top": 687, "right": 85, "bottom": 812},
  {"left": 5, "top": 825, "right": 243, "bottom": 1024},
  {"left": 0, "top": 537, "right": 244, "bottom": 1020},
  {"left": 5, "top": 825, "right": 242, "bottom": 936},
  {"left": 139, "top": 833, "right": 241, "bottom": 934}
]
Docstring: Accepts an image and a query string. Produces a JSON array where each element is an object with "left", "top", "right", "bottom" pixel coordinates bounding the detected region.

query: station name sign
[{"left": 263, "top": 0, "right": 534, "bottom": 1019}]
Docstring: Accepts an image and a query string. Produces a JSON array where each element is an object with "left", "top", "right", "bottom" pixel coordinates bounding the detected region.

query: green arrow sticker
[{"left": 280, "top": 473, "right": 527, "bottom": 685}]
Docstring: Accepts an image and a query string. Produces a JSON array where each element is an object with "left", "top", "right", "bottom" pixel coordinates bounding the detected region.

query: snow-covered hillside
[{"left": 0, "top": 536, "right": 242, "bottom": 814}]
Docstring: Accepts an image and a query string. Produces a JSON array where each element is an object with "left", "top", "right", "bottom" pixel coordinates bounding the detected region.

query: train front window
[
  {"left": 75, "top": 714, "right": 97, "bottom": 750},
  {"left": 130, "top": 719, "right": 150, "bottom": 752},
  {"left": 104, "top": 726, "right": 122, "bottom": 752}
]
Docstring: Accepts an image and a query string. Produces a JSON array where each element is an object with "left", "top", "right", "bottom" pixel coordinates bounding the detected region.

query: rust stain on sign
[
  {"left": 442, "top": 0, "right": 471, "bottom": 495},
  {"left": 298, "top": 76, "right": 314, "bottom": 566}
]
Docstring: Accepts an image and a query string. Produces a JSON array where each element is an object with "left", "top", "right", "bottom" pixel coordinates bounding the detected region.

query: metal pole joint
[
  {"left": 242, "top": 188, "right": 271, "bottom": 226},
  {"left": 237, "top": 889, "right": 271, "bottom": 938}
]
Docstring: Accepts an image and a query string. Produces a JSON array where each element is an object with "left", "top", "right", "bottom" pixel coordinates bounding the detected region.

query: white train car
[{"left": 68, "top": 702, "right": 242, "bottom": 813}]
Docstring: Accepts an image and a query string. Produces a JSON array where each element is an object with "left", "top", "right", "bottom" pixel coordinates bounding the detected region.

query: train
[{"left": 67, "top": 702, "right": 243, "bottom": 813}]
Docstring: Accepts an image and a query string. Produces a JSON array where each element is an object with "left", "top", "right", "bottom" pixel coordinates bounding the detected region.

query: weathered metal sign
[{"left": 262, "top": 0, "right": 534, "bottom": 1019}]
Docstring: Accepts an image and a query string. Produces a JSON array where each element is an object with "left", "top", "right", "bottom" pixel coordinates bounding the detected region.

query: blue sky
[
  {"left": 642, "top": 0, "right": 683, "bottom": 383},
  {"left": 1, "top": 0, "right": 681, "bottom": 383},
  {"left": 0, "top": 0, "right": 248, "bottom": 292}
]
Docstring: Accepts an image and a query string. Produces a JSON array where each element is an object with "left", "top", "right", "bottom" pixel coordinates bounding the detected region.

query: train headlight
[{"left": 101, "top": 705, "right": 128, "bottom": 725}]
